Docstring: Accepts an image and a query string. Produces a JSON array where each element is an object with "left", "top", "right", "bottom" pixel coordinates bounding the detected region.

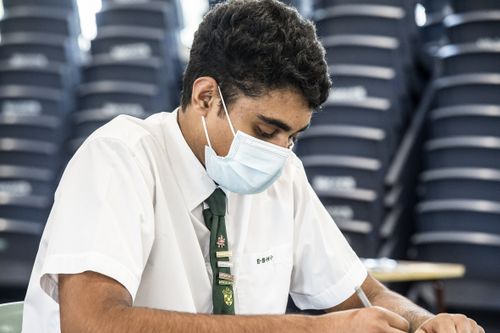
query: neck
[{"left": 177, "top": 106, "right": 207, "bottom": 167}]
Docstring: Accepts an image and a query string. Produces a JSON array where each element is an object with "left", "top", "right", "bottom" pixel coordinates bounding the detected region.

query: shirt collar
[{"left": 162, "top": 108, "right": 217, "bottom": 211}]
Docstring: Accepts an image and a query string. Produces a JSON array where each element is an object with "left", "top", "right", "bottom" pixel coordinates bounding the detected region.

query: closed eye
[{"left": 256, "top": 127, "right": 278, "bottom": 139}]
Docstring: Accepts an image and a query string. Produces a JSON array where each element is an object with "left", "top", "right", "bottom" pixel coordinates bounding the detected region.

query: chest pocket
[{"left": 235, "top": 243, "right": 293, "bottom": 314}]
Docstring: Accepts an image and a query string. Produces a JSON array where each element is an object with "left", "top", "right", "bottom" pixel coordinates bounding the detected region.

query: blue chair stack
[
  {"left": 0, "top": 0, "right": 81, "bottom": 295},
  {"left": 69, "top": 0, "right": 184, "bottom": 154},
  {"left": 411, "top": 0, "right": 500, "bottom": 329},
  {"left": 295, "top": 0, "right": 421, "bottom": 258}
]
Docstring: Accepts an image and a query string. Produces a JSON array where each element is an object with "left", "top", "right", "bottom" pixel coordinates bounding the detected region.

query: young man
[{"left": 22, "top": 1, "right": 483, "bottom": 332}]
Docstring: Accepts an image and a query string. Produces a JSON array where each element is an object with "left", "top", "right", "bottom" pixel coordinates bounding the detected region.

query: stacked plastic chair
[
  {"left": 294, "top": 0, "right": 420, "bottom": 258},
  {"left": 411, "top": 0, "right": 500, "bottom": 330},
  {"left": 0, "top": 0, "right": 81, "bottom": 297},
  {"left": 417, "top": 0, "right": 451, "bottom": 71},
  {"left": 69, "top": 0, "right": 184, "bottom": 154}
]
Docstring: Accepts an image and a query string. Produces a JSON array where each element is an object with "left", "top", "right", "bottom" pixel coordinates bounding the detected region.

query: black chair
[
  {"left": 301, "top": 154, "right": 384, "bottom": 193},
  {"left": 315, "top": 0, "right": 411, "bottom": 9},
  {"left": 315, "top": 0, "right": 419, "bottom": 49},
  {"left": 0, "top": 219, "right": 43, "bottom": 288},
  {"left": 91, "top": 26, "right": 170, "bottom": 60},
  {"left": 72, "top": 108, "right": 150, "bottom": 139},
  {"left": 321, "top": 34, "right": 414, "bottom": 90},
  {"left": 317, "top": 188, "right": 383, "bottom": 226},
  {"left": 412, "top": 231, "right": 500, "bottom": 280},
  {"left": 412, "top": 279, "right": 500, "bottom": 328},
  {"left": 337, "top": 219, "right": 378, "bottom": 258},
  {"left": 314, "top": 4, "right": 413, "bottom": 58},
  {"left": 418, "top": 12, "right": 446, "bottom": 70},
  {"left": 314, "top": 4, "right": 408, "bottom": 38},
  {"left": 419, "top": 168, "right": 500, "bottom": 202},
  {"left": 0, "top": 33, "right": 75, "bottom": 66},
  {"left": 102, "top": 0, "right": 184, "bottom": 29},
  {"left": 420, "top": 0, "right": 451, "bottom": 16},
  {"left": 0, "top": 138, "right": 61, "bottom": 170},
  {"left": 429, "top": 105, "right": 500, "bottom": 138},
  {"left": 424, "top": 136, "right": 500, "bottom": 170},
  {"left": 90, "top": 26, "right": 180, "bottom": 79},
  {"left": 96, "top": 2, "right": 176, "bottom": 32},
  {"left": 378, "top": 204, "right": 413, "bottom": 258},
  {"left": 0, "top": 6, "right": 78, "bottom": 37},
  {"left": 444, "top": 11, "right": 500, "bottom": 44},
  {"left": 322, "top": 34, "right": 403, "bottom": 68},
  {"left": 329, "top": 64, "right": 409, "bottom": 124},
  {"left": 433, "top": 74, "right": 500, "bottom": 107},
  {"left": 318, "top": 97, "right": 401, "bottom": 139},
  {"left": 296, "top": 125, "right": 392, "bottom": 166},
  {"left": 77, "top": 81, "right": 163, "bottom": 114},
  {"left": 2, "top": 0, "right": 77, "bottom": 10},
  {"left": 451, "top": 0, "right": 500, "bottom": 13},
  {"left": 0, "top": 195, "right": 52, "bottom": 224},
  {"left": 82, "top": 55, "right": 167, "bottom": 86},
  {"left": 67, "top": 137, "right": 86, "bottom": 156},
  {"left": 419, "top": 12, "right": 445, "bottom": 45},
  {"left": 0, "top": 165, "right": 55, "bottom": 197},
  {"left": 416, "top": 199, "right": 500, "bottom": 235},
  {"left": 436, "top": 43, "right": 500, "bottom": 76},
  {"left": 0, "top": 85, "right": 68, "bottom": 117},
  {"left": 0, "top": 63, "right": 70, "bottom": 91},
  {"left": 0, "top": 114, "right": 67, "bottom": 144}
]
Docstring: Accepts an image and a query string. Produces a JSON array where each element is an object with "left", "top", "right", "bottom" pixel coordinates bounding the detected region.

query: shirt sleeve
[
  {"left": 289, "top": 156, "right": 368, "bottom": 310},
  {"left": 39, "top": 136, "right": 156, "bottom": 303}
]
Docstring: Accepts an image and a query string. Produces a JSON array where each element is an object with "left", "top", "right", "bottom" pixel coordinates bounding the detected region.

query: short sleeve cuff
[
  {"left": 290, "top": 260, "right": 368, "bottom": 310},
  {"left": 40, "top": 252, "right": 141, "bottom": 303}
]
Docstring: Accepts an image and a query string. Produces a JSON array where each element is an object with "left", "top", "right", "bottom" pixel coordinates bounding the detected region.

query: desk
[{"left": 362, "top": 258, "right": 466, "bottom": 312}]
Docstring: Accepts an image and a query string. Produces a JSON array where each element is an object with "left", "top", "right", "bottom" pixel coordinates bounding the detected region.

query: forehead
[{"left": 232, "top": 88, "right": 312, "bottom": 128}]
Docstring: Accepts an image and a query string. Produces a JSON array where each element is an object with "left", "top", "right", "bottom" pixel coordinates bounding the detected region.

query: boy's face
[{"left": 206, "top": 87, "right": 312, "bottom": 158}]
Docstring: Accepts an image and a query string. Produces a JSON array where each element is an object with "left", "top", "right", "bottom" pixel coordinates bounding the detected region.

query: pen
[{"left": 355, "top": 286, "right": 372, "bottom": 307}]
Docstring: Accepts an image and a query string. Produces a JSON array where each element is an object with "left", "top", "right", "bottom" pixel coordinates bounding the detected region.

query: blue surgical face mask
[{"left": 202, "top": 87, "right": 292, "bottom": 194}]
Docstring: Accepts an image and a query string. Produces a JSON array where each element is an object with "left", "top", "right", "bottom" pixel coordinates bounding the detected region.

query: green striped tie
[{"left": 203, "top": 188, "right": 235, "bottom": 314}]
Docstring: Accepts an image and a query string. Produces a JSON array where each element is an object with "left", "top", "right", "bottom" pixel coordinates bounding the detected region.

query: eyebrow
[{"left": 257, "top": 114, "right": 310, "bottom": 133}]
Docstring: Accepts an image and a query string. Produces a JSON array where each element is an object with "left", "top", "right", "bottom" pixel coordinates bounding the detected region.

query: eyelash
[
  {"left": 256, "top": 127, "right": 299, "bottom": 143},
  {"left": 256, "top": 127, "right": 277, "bottom": 139}
]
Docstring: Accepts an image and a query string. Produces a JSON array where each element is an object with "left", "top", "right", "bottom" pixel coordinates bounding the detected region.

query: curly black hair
[{"left": 180, "top": 0, "right": 331, "bottom": 111}]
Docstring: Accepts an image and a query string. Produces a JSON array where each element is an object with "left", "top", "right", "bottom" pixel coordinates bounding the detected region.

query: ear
[{"left": 191, "top": 77, "right": 220, "bottom": 117}]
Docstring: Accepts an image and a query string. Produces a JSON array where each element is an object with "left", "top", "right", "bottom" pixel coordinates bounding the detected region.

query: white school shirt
[{"left": 22, "top": 109, "right": 367, "bottom": 332}]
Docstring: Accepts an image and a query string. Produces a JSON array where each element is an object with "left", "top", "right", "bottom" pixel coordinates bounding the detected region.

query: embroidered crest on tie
[
  {"left": 203, "top": 188, "right": 235, "bottom": 314},
  {"left": 216, "top": 235, "right": 226, "bottom": 248}
]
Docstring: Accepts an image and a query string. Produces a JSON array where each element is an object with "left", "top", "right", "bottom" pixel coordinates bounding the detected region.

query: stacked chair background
[
  {"left": 69, "top": 0, "right": 184, "bottom": 155},
  {"left": 0, "top": 0, "right": 81, "bottom": 300},
  {"left": 295, "top": 0, "right": 421, "bottom": 259},
  {"left": 410, "top": 0, "right": 500, "bottom": 331},
  {"left": 417, "top": 0, "right": 451, "bottom": 72}
]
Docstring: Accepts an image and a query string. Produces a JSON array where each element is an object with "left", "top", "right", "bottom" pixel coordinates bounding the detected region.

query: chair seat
[
  {"left": 429, "top": 104, "right": 500, "bottom": 138},
  {"left": 451, "top": 0, "right": 500, "bottom": 13},
  {"left": 412, "top": 231, "right": 500, "bottom": 280},
  {"left": 416, "top": 199, "right": 500, "bottom": 235},
  {"left": 437, "top": 43, "right": 500, "bottom": 76},
  {"left": 419, "top": 167, "right": 500, "bottom": 201},
  {"left": 302, "top": 154, "right": 384, "bottom": 193},
  {"left": 444, "top": 11, "right": 500, "bottom": 44},
  {"left": 433, "top": 73, "right": 500, "bottom": 107},
  {"left": 424, "top": 136, "right": 500, "bottom": 170}
]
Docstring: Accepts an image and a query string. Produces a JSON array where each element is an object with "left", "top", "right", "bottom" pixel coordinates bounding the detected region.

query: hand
[
  {"left": 320, "top": 306, "right": 410, "bottom": 333},
  {"left": 415, "top": 313, "right": 484, "bottom": 333}
]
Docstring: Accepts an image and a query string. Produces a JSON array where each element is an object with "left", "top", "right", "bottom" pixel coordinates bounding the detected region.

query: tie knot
[{"left": 205, "top": 188, "right": 226, "bottom": 216}]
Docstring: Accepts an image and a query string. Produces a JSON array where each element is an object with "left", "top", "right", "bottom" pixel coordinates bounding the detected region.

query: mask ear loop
[
  {"left": 217, "top": 86, "right": 236, "bottom": 137},
  {"left": 201, "top": 116, "right": 213, "bottom": 148}
]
